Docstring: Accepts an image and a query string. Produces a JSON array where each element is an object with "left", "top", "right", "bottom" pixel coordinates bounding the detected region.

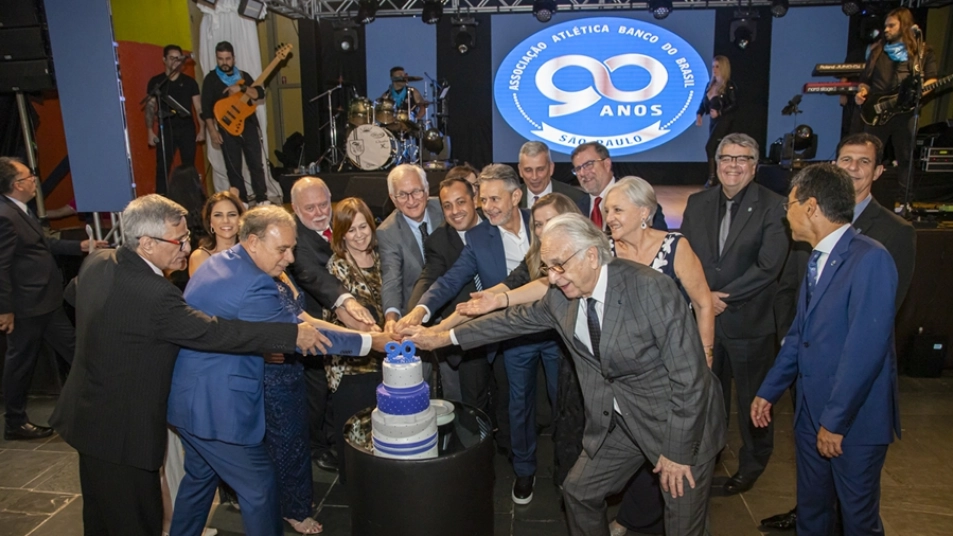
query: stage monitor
[{"left": 491, "top": 12, "right": 715, "bottom": 163}]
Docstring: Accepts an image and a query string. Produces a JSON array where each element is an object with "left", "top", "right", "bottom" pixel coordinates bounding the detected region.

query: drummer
[{"left": 380, "top": 66, "right": 425, "bottom": 117}]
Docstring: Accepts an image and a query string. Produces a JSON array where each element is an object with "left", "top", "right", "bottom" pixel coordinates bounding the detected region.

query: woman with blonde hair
[{"left": 696, "top": 55, "right": 737, "bottom": 184}]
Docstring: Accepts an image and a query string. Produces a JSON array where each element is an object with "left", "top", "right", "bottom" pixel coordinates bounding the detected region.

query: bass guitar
[
  {"left": 861, "top": 72, "right": 953, "bottom": 126},
  {"left": 214, "top": 44, "right": 293, "bottom": 136}
]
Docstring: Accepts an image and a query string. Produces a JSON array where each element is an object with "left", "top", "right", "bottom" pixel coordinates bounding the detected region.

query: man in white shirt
[{"left": 518, "top": 141, "right": 586, "bottom": 210}]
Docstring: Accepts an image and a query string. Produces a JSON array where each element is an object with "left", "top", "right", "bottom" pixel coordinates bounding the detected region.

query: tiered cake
[{"left": 371, "top": 342, "right": 438, "bottom": 459}]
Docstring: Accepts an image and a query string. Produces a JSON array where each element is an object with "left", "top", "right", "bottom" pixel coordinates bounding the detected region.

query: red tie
[
  {"left": 590, "top": 197, "right": 603, "bottom": 229},
  {"left": 322, "top": 228, "right": 332, "bottom": 242}
]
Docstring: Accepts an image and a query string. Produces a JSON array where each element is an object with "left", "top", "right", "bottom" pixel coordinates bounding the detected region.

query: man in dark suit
[
  {"left": 406, "top": 213, "right": 726, "bottom": 536},
  {"left": 167, "top": 206, "right": 382, "bottom": 536},
  {"left": 753, "top": 164, "right": 899, "bottom": 536},
  {"left": 762, "top": 134, "right": 917, "bottom": 530},
  {"left": 408, "top": 176, "right": 490, "bottom": 415},
  {"left": 288, "top": 176, "right": 377, "bottom": 472},
  {"left": 570, "top": 142, "right": 668, "bottom": 230},
  {"left": 0, "top": 157, "right": 102, "bottom": 440},
  {"left": 517, "top": 141, "right": 587, "bottom": 209},
  {"left": 49, "top": 195, "right": 327, "bottom": 536},
  {"left": 680, "top": 133, "right": 789, "bottom": 495},
  {"left": 398, "top": 164, "right": 562, "bottom": 505}
]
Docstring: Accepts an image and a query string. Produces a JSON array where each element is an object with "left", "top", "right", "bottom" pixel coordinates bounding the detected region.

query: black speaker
[
  {"left": 0, "top": 59, "right": 54, "bottom": 92},
  {"left": 0, "top": 0, "right": 43, "bottom": 27},
  {"left": 0, "top": 27, "right": 48, "bottom": 60}
]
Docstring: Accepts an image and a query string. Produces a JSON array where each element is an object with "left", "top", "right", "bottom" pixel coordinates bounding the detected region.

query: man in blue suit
[
  {"left": 397, "top": 164, "right": 561, "bottom": 505},
  {"left": 752, "top": 163, "right": 899, "bottom": 536},
  {"left": 167, "top": 206, "right": 385, "bottom": 536}
]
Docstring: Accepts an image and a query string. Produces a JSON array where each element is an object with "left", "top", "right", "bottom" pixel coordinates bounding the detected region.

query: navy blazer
[
  {"left": 756, "top": 228, "right": 900, "bottom": 445},
  {"left": 167, "top": 244, "right": 363, "bottom": 446},
  {"left": 418, "top": 209, "right": 531, "bottom": 318}
]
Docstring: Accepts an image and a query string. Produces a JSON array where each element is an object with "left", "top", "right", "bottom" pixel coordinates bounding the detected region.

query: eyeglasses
[
  {"left": 393, "top": 188, "right": 426, "bottom": 202},
  {"left": 143, "top": 233, "right": 191, "bottom": 251},
  {"left": 540, "top": 247, "right": 585, "bottom": 274},
  {"left": 571, "top": 159, "right": 605, "bottom": 176},
  {"left": 15, "top": 174, "right": 37, "bottom": 183},
  {"left": 716, "top": 155, "right": 757, "bottom": 164}
]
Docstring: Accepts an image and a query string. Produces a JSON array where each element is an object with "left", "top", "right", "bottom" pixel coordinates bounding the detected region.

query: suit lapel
[
  {"left": 852, "top": 198, "right": 879, "bottom": 235},
  {"left": 486, "top": 225, "right": 507, "bottom": 281},
  {"left": 702, "top": 188, "right": 721, "bottom": 259},
  {"left": 398, "top": 214, "right": 424, "bottom": 266},
  {"left": 805, "top": 228, "right": 853, "bottom": 318},
  {"left": 599, "top": 265, "right": 627, "bottom": 372},
  {"left": 721, "top": 184, "right": 758, "bottom": 256},
  {"left": 1, "top": 197, "right": 43, "bottom": 239}
]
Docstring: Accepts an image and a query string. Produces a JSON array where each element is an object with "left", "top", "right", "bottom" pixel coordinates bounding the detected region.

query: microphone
[{"left": 911, "top": 24, "right": 922, "bottom": 37}]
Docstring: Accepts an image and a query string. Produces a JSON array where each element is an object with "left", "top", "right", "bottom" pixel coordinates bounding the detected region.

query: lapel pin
[{"left": 747, "top": 207, "right": 752, "bottom": 212}]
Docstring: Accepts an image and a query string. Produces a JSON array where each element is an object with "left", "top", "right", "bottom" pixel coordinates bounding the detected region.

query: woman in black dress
[{"left": 696, "top": 56, "right": 737, "bottom": 185}]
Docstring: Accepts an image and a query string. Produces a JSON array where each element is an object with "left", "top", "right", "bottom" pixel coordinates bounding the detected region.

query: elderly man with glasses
[
  {"left": 405, "top": 213, "right": 726, "bottom": 536},
  {"left": 0, "top": 157, "right": 105, "bottom": 441},
  {"left": 680, "top": 132, "right": 789, "bottom": 496}
]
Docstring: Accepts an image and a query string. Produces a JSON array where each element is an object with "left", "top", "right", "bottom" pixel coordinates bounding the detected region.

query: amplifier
[{"left": 921, "top": 147, "right": 953, "bottom": 172}]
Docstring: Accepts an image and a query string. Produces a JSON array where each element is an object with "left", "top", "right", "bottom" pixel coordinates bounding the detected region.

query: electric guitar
[
  {"left": 860, "top": 72, "right": 953, "bottom": 126},
  {"left": 214, "top": 44, "right": 293, "bottom": 136}
]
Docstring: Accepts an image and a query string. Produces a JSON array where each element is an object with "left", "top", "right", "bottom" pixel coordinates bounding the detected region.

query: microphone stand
[
  {"left": 900, "top": 32, "right": 925, "bottom": 219},
  {"left": 141, "top": 56, "right": 192, "bottom": 193},
  {"left": 310, "top": 84, "right": 345, "bottom": 169}
]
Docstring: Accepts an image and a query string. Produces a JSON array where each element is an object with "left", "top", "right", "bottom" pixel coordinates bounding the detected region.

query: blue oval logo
[{"left": 494, "top": 17, "right": 709, "bottom": 157}]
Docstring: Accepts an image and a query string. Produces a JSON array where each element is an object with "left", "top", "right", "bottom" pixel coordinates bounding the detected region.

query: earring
[
  {"left": 210, "top": 227, "right": 215, "bottom": 235},
  {"left": 640, "top": 218, "right": 647, "bottom": 230}
]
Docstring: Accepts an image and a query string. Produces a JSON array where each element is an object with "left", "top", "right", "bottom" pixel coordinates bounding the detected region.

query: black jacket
[{"left": 288, "top": 215, "right": 349, "bottom": 318}]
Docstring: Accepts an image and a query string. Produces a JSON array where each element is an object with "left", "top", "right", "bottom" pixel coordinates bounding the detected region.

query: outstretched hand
[
  {"left": 456, "top": 291, "right": 503, "bottom": 317},
  {"left": 653, "top": 455, "right": 696, "bottom": 498}
]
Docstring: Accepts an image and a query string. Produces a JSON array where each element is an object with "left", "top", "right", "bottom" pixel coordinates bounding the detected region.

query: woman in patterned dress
[{"left": 321, "top": 198, "right": 384, "bottom": 485}]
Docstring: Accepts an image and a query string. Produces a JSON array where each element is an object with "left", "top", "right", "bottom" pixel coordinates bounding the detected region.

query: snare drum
[
  {"left": 347, "top": 97, "right": 374, "bottom": 127},
  {"left": 346, "top": 124, "right": 399, "bottom": 170},
  {"left": 374, "top": 99, "right": 396, "bottom": 125}
]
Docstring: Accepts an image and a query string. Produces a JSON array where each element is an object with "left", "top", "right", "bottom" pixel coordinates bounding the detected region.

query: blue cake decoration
[{"left": 384, "top": 340, "right": 417, "bottom": 364}]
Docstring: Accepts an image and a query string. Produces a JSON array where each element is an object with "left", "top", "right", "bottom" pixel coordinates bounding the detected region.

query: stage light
[
  {"left": 842, "top": 0, "right": 862, "bottom": 16},
  {"left": 648, "top": 0, "right": 672, "bottom": 20},
  {"left": 422, "top": 0, "right": 443, "bottom": 24},
  {"left": 333, "top": 20, "right": 359, "bottom": 53},
  {"left": 533, "top": 0, "right": 557, "bottom": 23},
  {"left": 770, "top": 0, "right": 789, "bottom": 18},
  {"left": 451, "top": 16, "right": 478, "bottom": 55},
  {"left": 237, "top": 0, "right": 266, "bottom": 20},
  {"left": 730, "top": 13, "right": 758, "bottom": 50},
  {"left": 356, "top": 0, "right": 378, "bottom": 24}
]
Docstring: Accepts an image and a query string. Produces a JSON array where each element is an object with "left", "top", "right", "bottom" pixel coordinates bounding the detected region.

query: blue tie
[{"left": 806, "top": 250, "right": 822, "bottom": 304}]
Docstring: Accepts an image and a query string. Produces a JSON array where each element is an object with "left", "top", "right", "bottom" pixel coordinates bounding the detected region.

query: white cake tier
[
  {"left": 382, "top": 356, "right": 424, "bottom": 388},
  {"left": 371, "top": 406, "right": 437, "bottom": 443}
]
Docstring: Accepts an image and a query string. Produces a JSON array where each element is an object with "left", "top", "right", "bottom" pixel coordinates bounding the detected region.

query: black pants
[
  {"left": 453, "top": 348, "right": 492, "bottom": 415},
  {"left": 864, "top": 111, "right": 917, "bottom": 191},
  {"left": 155, "top": 119, "right": 196, "bottom": 195},
  {"left": 303, "top": 360, "right": 335, "bottom": 456},
  {"left": 3, "top": 307, "right": 74, "bottom": 425},
  {"left": 79, "top": 454, "right": 162, "bottom": 536},
  {"left": 332, "top": 371, "right": 381, "bottom": 484},
  {"left": 615, "top": 464, "right": 665, "bottom": 534},
  {"left": 219, "top": 118, "right": 267, "bottom": 203},
  {"left": 714, "top": 333, "right": 777, "bottom": 480}
]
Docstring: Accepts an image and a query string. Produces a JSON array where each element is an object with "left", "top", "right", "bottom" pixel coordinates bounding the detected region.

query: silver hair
[
  {"left": 239, "top": 205, "right": 296, "bottom": 241},
  {"left": 387, "top": 164, "right": 428, "bottom": 196},
  {"left": 122, "top": 194, "right": 188, "bottom": 251},
  {"left": 290, "top": 176, "right": 330, "bottom": 206},
  {"left": 541, "top": 213, "right": 613, "bottom": 266},
  {"left": 716, "top": 132, "right": 760, "bottom": 159},
  {"left": 478, "top": 163, "right": 520, "bottom": 193},
  {"left": 604, "top": 176, "right": 658, "bottom": 223},
  {"left": 519, "top": 141, "right": 552, "bottom": 162}
]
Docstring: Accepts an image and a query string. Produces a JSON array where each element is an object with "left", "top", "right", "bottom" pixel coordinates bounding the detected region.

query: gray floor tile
[
  {"left": 0, "top": 489, "right": 72, "bottom": 516},
  {"left": 512, "top": 518, "right": 569, "bottom": 536},
  {"left": 0, "top": 510, "right": 48, "bottom": 536},
  {"left": 27, "top": 452, "right": 80, "bottom": 494},
  {"left": 0, "top": 450, "right": 71, "bottom": 489},
  {"left": 28, "top": 497, "right": 83, "bottom": 536}
]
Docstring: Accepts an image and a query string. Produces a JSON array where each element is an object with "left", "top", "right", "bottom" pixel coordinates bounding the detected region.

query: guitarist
[
  {"left": 201, "top": 41, "right": 269, "bottom": 206},
  {"left": 854, "top": 7, "right": 937, "bottom": 194}
]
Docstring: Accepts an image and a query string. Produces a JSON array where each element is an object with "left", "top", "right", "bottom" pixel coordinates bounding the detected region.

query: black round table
[{"left": 343, "top": 401, "right": 495, "bottom": 536}]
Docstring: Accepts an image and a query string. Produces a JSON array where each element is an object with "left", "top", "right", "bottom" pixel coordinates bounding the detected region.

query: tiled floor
[{"left": 3, "top": 373, "right": 953, "bottom": 535}]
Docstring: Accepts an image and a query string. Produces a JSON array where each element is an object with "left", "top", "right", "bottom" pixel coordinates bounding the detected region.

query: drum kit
[{"left": 311, "top": 74, "right": 449, "bottom": 172}]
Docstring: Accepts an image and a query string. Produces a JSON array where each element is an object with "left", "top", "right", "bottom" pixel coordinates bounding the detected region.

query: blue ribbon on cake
[{"left": 384, "top": 341, "right": 417, "bottom": 364}]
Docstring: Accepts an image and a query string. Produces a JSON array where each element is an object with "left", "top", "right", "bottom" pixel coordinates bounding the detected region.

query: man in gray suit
[
  {"left": 517, "top": 141, "right": 586, "bottom": 209},
  {"left": 406, "top": 213, "right": 726, "bottom": 536}
]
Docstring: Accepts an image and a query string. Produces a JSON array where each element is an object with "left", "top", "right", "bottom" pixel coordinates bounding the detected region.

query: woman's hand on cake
[
  {"left": 456, "top": 291, "right": 505, "bottom": 317},
  {"left": 371, "top": 331, "right": 400, "bottom": 353}
]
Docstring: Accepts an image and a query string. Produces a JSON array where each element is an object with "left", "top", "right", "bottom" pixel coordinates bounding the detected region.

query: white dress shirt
[
  {"left": 573, "top": 264, "right": 621, "bottom": 413},
  {"left": 526, "top": 181, "right": 553, "bottom": 209},
  {"left": 812, "top": 223, "right": 851, "bottom": 284},
  {"left": 499, "top": 214, "right": 530, "bottom": 273},
  {"left": 401, "top": 210, "right": 433, "bottom": 259},
  {"left": 587, "top": 178, "right": 617, "bottom": 228},
  {"left": 5, "top": 195, "right": 30, "bottom": 215}
]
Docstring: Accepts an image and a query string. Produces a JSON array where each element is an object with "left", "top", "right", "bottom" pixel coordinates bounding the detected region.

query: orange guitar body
[
  {"left": 214, "top": 81, "right": 255, "bottom": 136},
  {"left": 213, "top": 44, "right": 292, "bottom": 136}
]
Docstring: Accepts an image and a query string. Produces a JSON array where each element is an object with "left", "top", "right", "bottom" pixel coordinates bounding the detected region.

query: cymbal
[
  {"left": 388, "top": 119, "right": 420, "bottom": 134},
  {"left": 395, "top": 75, "right": 423, "bottom": 82}
]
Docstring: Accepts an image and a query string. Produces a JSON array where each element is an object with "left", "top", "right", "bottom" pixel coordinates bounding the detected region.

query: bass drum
[{"left": 346, "top": 124, "right": 398, "bottom": 171}]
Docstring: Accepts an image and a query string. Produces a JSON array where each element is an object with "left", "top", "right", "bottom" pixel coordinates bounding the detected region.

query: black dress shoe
[
  {"left": 313, "top": 450, "right": 339, "bottom": 472},
  {"left": 722, "top": 473, "right": 757, "bottom": 495},
  {"left": 760, "top": 507, "right": 797, "bottom": 530},
  {"left": 4, "top": 422, "right": 54, "bottom": 440},
  {"left": 512, "top": 475, "right": 535, "bottom": 505}
]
